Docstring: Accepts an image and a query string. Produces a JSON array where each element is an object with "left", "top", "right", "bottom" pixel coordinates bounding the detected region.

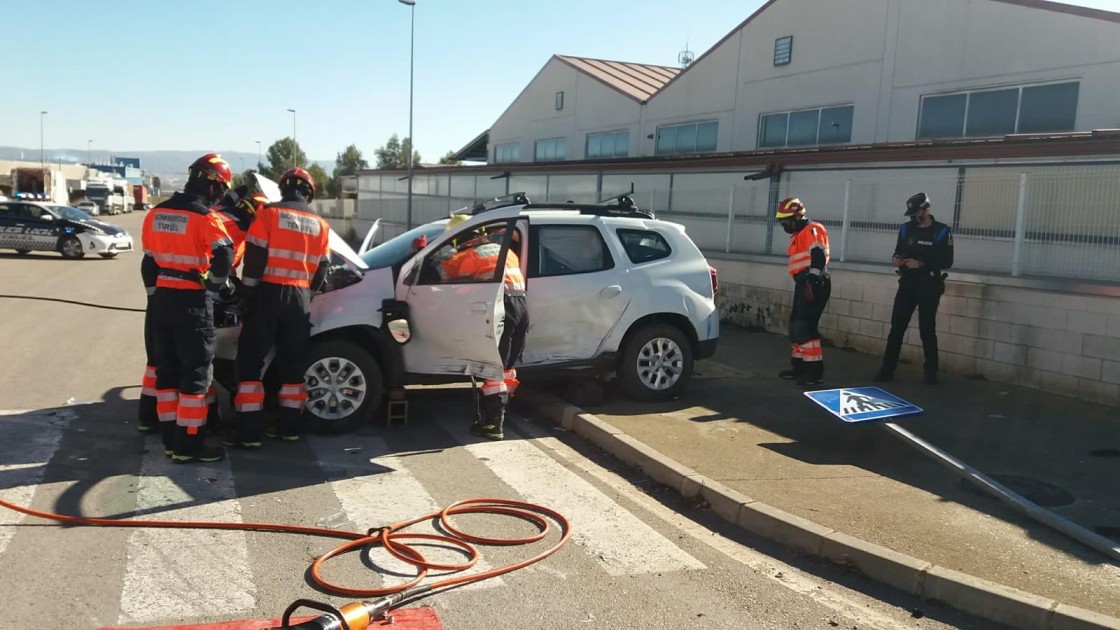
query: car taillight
[{"left": 708, "top": 265, "right": 719, "bottom": 295}]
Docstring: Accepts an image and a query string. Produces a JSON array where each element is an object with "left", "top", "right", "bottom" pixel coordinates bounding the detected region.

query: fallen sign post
[{"left": 804, "top": 386, "right": 1120, "bottom": 564}]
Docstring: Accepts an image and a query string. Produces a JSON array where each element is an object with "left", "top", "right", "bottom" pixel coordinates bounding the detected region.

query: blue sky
[{"left": 5, "top": 0, "right": 1118, "bottom": 163}]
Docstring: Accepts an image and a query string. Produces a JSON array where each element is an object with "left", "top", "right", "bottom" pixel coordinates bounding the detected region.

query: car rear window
[
  {"left": 615, "top": 228, "right": 672, "bottom": 264},
  {"left": 530, "top": 225, "right": 614, "bottom": 277}
]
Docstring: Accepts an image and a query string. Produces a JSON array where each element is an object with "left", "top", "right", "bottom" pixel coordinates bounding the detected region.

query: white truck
[
  {"left": 84, "top": 178, "right": 132, "bottom": 215},
  {"left": 10, "top": 167, "right": 69, "bottom": 203}
]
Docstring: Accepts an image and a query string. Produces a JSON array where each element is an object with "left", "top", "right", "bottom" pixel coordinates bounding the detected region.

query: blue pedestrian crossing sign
[{"left": 803, "top": 387, "right": 923, "bottom": 423}]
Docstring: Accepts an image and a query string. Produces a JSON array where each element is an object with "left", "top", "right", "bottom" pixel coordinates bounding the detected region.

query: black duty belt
[{"left": 158, "top": 268, "right": 202, "bottom": 283}]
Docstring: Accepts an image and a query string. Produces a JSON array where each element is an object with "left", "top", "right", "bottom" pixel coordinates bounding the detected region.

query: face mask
[{"left": 781, "top": 220, "right": 798, "bottom": 234}]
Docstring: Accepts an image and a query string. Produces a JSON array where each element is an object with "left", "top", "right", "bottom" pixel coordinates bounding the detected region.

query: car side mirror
[
  {"left": 40, "top": 214, "right": 54, "bottom": 221},
  {"left": 380, "top": 299, "right": 412, "bottom": 345}
]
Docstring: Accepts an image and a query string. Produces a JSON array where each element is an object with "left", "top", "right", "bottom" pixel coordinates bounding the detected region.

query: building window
[
  {"left": 534, "top": 138, "right": 567, "bottom": 162},
  {"left": 759, "top": 105, "right": 853, "bottom": 148},
  {"left": 917, "top": 81, "right": 1079, "bottom": 139},
  {"left": 494, "top": 143, "right": 519, "bottom": 164},
  {"left": 586, "top": 130, "right": 630, "bottom": 159},
  {"left": 774, "top": 36, "right": 793, "bottom": 66},
  {"left": 555, "top": 91, "right": 564, "bottom": 110},
  {"left": 655, "top": 121, "right": 718, "bottom": 155}
]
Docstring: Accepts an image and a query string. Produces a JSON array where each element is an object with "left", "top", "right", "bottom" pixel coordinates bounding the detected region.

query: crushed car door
[{"left": 395, "top": 209, "right": 527, "bottom": 381}]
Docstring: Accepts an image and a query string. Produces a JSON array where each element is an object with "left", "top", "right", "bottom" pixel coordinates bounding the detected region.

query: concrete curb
[{"left": 516, "top": 389, "right": 1120, "bottom": 630}]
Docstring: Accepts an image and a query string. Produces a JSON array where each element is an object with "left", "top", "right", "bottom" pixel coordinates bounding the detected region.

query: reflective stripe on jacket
[
  {"left": 787, "top": 221, "right": 830, "bottom": 277},
  {"left": 244, "top": 202, "right": 330, "bottom": 288}
]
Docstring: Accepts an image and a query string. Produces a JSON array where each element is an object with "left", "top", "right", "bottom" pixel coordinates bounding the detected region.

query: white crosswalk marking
[
  {"left": 117, "top": 442, "right": 255, "bottom": 625},
  {"left": 0, "top": 410, "right": 72, "bottom": 555},
  {"left": 309, "top": 435, "right": 505, "bottom": 591},
  {"left": 442, "top": 419, "right": 707, "bottom": 576}
]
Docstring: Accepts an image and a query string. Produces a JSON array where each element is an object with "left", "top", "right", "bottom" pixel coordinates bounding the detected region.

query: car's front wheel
[
  {"left": 59, "top": 236, "right": 85, "bottom": 259},
  {"left": 15, "top": 249, "right": 30, "bottom": 255},
  {"left": 618, "top": 323, "right": 693, "bottom": 401},
  {"left": 99, "top": 253, "right": 118, "bottom": 259},
  {"left": 303, "top": 339, "right": 384, "bottom": 434}
]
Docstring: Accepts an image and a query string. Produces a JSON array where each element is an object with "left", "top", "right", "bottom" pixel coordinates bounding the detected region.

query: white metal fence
[{"left": 351, "top": 164, "right": 1120, "bottom": 282}]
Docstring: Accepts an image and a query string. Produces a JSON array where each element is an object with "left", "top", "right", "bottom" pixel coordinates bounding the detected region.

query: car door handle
[
  {"left": 469, "top": 301, "right": 489, "bottom": 313},
  {"left": 599, "top": 285, "right": 623, "bottom": 298}
]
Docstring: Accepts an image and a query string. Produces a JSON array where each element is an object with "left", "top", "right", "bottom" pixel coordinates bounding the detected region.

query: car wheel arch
[{"left": 617, "top": 313, "right": 699, "bottom": 359}]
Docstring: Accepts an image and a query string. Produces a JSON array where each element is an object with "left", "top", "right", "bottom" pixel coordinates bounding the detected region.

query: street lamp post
[
  {"left": 39, "top": 111, "right": 48, "bottom": 170},
  {"left": 287, "top": 108, "right": 297, "bottom": 168},
  {"left": 399, "top": 0, "right": 416, "bottom": 229},
  {"left": 87, "top": 139, "right": 92, "bottom": 164},
  {"left": 255, "top": 140, "right": 262, "bottom": 171}
]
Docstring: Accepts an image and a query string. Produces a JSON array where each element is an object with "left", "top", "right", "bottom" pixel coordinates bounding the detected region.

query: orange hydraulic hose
[{"left": 0, "top": 495, "right": 571, "bottom": 601}]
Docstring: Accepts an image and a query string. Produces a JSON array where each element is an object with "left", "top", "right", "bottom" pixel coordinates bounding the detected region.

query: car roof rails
[
  {"left": 521, "top": 183, "right": 655, "bottom": 219},
  {"left": 454, "top": 192, "right": 532, "bottom": 217}
]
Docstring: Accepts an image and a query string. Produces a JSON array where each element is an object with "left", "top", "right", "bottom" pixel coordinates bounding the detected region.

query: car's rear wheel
[
  {"left": 303, "top": 339, "right": 384, "bottom": 434},
  {"left": 99, "top": 253, "right": 118, "bottom": 259},
  {"left": 15, "top": 249, "right": 30, "bottom": 255},
  {"left": 618, "top": 323, "right": 693, "bottom": 401},
  {"left": 59, "top": 236, "right": 84, "bottom": 259}
]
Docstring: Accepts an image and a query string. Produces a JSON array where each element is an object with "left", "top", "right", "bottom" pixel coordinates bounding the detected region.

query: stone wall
[{"left": 712, "top": 255, "right": 1120, "bottom": 406}]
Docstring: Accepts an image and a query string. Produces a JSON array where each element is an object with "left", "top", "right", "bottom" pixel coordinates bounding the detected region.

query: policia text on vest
[{"left": 875, "top": 193, "right": 954, "bottom": 384}]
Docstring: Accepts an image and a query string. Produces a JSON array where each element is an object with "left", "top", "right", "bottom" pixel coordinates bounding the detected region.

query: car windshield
[
  {"left": 360, "top": 223, "right": 447, "bottom": 270},
  {"left": 48, "top": 205, "right": 93, "bottom": 221}
]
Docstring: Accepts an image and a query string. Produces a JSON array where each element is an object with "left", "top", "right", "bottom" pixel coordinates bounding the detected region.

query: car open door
[{"left": 394, "top": 208, "right": 527, "bottom": 381}]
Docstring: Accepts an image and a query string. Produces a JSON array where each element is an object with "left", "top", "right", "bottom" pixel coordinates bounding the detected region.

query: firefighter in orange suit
[
  {"left": 140, "top": 153, "right": 235, "bottom": 463},
  {"left": 229, "top": 168, "right": 330, "bottom": 447},
  {"left": 440, "top": 215, "right": 529, "bottom": 440},
  {"left": 775, "top": 197, "right": 831, "bottom": 386}
]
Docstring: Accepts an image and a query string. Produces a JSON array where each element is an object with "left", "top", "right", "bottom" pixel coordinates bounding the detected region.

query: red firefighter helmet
[
  {"left": 280, "top": 167, "right": 316, "bottom": 201},
  {"left": 188, "top": 153, "right": 233, "bottom": 189},
  {"left": 774, "top": 197, "right": 806, "bottom": 219}
]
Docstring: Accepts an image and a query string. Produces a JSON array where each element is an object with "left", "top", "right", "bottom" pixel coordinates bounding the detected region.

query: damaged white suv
[{"left": 214, "top": 196, "right": 719, "bottom": 432}]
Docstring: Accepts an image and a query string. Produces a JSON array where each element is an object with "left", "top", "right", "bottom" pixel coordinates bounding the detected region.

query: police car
[{"left": 0, "top": 200, "right": 134, "bottom": 259}]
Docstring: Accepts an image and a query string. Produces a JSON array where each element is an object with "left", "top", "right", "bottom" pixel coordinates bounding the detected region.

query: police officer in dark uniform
[{"left": 874, "top": 192, "right": 954, "bottom": 384}]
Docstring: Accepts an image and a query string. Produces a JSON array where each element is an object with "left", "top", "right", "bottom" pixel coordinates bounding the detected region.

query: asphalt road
[{"left": 0, "top": 211, "right": 1000, "bottom": 630}]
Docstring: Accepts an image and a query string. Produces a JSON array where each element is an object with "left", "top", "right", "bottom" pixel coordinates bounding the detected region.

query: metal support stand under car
[{"left": 804, "top": 387, "right": 1120, "bottom": 564}]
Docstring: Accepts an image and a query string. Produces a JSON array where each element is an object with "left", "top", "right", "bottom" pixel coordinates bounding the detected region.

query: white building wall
[
  {"left": 489, "top": 0, "right": 1120, "bottom": 163},
  {"left": 488, "top": 58, "right": 646, "bottom": 162}
]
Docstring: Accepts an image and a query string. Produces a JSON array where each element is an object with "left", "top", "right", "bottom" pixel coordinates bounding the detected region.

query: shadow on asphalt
[{"left": 0, "top": 384, "right": 506, "bottom": 523}]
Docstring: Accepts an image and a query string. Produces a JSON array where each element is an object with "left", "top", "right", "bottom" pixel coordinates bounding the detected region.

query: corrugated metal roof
[{"left": 556, "top": 55, "right": 680, "bottom": 103}]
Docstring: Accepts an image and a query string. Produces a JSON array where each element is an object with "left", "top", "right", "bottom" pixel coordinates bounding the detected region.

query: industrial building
[{"left": 343, "top": 0, "right": 1120, "bottom": 404}]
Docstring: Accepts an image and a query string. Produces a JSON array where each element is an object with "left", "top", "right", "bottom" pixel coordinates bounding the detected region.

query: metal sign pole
[{"left": 882, "top": 421, "right": 1120, "bottom": 563}]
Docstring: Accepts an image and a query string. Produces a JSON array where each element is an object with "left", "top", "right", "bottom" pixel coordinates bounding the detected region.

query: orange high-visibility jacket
[
  {"left": 787, "top": 221, "right": 830, "bottom": 277},
  {"left": 440, "top": 240, "right": 526, "bottom": 294},
  {"left": 142, "top": 205, "right": 233, "bottom": 290},
  {"left": 242, "top": 201, "right": 330, "bottom": 289}
]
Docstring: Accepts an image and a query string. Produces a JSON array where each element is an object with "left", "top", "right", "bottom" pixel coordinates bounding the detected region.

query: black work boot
[
  {"left": 159, "top": 422, "right": 176, "bottom": 458},
  {"left": 779, "top": 358, "right": 804, "bottom": 381},
  {"left": 172, "top": 427, "right": 225, "bottom": 464},
  {"left": 797, "top": 362, "right": 824, "bottom": 387},
  {"left": 873, "top": 366, "right": 894, "bottom": 382},
  {"left": 924, "top": 367, "right": 938, "bottom": 385},
  {"left": 274, "top": 408, "right": 303, "bottom": 442},
  {"left": 137, "top": 395, "right": 158, "bottom": 434},
  {"left": 224, "top": 411, "right": 264, "bottom": 450},
  {"left": 470, "top": 394, "right": 506, "bottom": 441}
]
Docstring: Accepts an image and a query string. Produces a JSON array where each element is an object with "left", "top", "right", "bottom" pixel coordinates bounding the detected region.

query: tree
[
  {"left": 264, "top": 137, "right": 307, "bottom": 179},
  {"left": 439, "top": 150, "right": 462, "bottom": 166},
  {"left": 330, "top": 144, "right": 368, "bottom": 197},
  {"left": 374, "top": 134, "right": 421, "bottom": 170},
  {"left": 306, "top": 163, "right": 331, "bottom": 199}
]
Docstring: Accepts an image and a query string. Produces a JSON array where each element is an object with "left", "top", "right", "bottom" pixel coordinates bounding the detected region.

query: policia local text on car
[{"left": 874, "top": 192, "right": 954, "bottom": 385}]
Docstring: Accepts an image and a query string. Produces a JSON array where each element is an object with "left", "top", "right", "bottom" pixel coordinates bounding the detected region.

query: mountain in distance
[{"left": 0, "top": 146, "right": 336, "bottom": 187}]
